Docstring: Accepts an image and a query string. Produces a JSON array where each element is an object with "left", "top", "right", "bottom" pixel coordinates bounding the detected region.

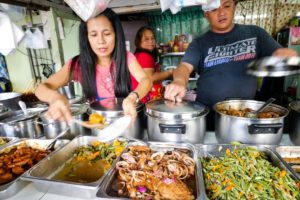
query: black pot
[{"left": 289, "top": 101, "right": 300, "bottom": 145}]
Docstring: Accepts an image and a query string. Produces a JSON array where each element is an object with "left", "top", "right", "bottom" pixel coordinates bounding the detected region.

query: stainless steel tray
[
  {"left": 0, "top": 138, "right": 69, "bottom": 199},
  {"left": 97, "top": 141, "right": 200, "bottom": 199},
  {"left": 276, "top": 146, "right": 300, "bottom": 179},
  {"left": 0, "top": 136, "right": 18, "bottom": 149},
  {"left": 21, "top": 136, "right": 128, "bottom": 198},
  {"left": 197, "top": 144, "right": 300, "bottom": 200}
]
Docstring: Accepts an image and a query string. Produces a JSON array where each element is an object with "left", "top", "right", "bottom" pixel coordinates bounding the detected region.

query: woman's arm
[
  {"left": 35, "top": 64, "right": 73, "bottom": 122},
  {"left": 122, "top": 59, "right": 152, "bottom": 118},
  {"left": 144, "top": 68, "right": 173, "bottom": 84}
]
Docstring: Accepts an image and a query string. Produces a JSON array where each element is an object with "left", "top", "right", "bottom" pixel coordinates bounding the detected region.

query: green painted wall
[{"left": 4, "top": 15, "right": 80, "bottom": 93}]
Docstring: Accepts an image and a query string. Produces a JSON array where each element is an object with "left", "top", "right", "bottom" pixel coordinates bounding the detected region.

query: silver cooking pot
[
  {"left": 0, "top": 107, "right": 47, "bottom": 138},
  {"left": 214, "top": 100, "right": 289, "bottom": 145},
  {"left": 41, "top": 104, "right": 90, "bottom": 139},
  {"left": 146, "top": 99, "right": 209, "bottom": 143},
  {"left": 289, "top": 101, "right": 300, "bottom": 145},
  {"left": 0, "top": 92, "right": 21, "bottom": 110},
  {"left": 89, "top": 98, "right": 145, "bottom": 139}
]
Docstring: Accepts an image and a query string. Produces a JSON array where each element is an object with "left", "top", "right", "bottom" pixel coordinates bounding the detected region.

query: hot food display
[
  {"left": 97, "top": 142, "right": 199, "bottom": 200},
  {"left": 0, "top": 145, "right": 50, "bottom": 185},
  {"left": 51, "top": 139, "right": 126, "bottom": 183},
  {"left": 199, "top": 145, "right": 300, "bottom": 200},
  {"left": 217, "top": 107, "right": 280, "bottom": 118}
]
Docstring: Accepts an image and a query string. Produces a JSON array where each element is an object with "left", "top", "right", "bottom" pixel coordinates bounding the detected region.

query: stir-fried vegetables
[
  {"left": 201, "top": 146, "right": 300, "bottom": 200},
  {"left": 73, "top": 140, "right": 127, "bottom": 164}
]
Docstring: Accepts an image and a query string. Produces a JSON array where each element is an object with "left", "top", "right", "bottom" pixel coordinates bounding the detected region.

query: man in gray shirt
[{"left": 164, "top": 0, "right": 297, "bottom": 130}]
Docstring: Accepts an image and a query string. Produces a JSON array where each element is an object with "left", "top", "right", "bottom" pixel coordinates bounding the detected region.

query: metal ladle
[
  {"left": 18, "top": 100, "right": 28, "bottom": 116},
  {"left": 46, "top": 128, "right": 70, "bottom": 151},
  {"left": 245, "top": 98, "right": 276, "bottom": 118}
]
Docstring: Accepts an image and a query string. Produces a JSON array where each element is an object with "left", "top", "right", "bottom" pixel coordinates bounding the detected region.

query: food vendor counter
[{"left": 5, "top": 132, "right": 294, "bottom": 200}]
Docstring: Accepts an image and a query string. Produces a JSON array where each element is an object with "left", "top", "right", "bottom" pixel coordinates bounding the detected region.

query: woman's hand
[
  {"left": 122, "top": 94, "right": 138, "bottom": 120},
  {"left": 44, "top": 93, "right": 72, "bottom": 123}
]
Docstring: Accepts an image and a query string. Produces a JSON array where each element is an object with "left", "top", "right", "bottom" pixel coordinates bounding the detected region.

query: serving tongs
[{"left": 245, "top": 98, "right": 276, "bottom": 118}]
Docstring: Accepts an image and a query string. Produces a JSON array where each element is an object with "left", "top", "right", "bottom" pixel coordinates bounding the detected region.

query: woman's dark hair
[
  {"left": 134, "top": 26, "right": 158, "bottom": 61},
  {"left": 71, "top": 8, "right": 131, "bottom": 101}
]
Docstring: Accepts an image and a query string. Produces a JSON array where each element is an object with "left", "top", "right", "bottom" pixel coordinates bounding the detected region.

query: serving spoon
[{"left": 245, "top": 98, "right": 276, "bottom": 118}]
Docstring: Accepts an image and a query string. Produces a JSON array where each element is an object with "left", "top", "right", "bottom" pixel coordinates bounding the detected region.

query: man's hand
[
  {"left": 272, "top": 48, "right": 298, "bottom": 57},
  {"left": 164, "top": 80, "right": 186, "bottom": 103}
]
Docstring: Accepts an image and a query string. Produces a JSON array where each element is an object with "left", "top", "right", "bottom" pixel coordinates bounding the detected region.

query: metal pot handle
[
  {"left": 248, "top": 123, "right": 283, "bottom": 134},
  {"left": 159, "top": 124, "right": 186, "bottom": 134}
]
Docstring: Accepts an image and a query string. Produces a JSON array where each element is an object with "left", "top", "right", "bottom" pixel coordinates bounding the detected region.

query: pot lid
[
  {"left": 90, "top": 98, "right": 144, "bottom": 118},
  {"left": 290, "top": 101, "right": 300, "bottom": 113},
  {"left": 146, "top": 99, "right": 208, "bottom": 119},
  {"left": 247, "top": 57, "right": 300, "bottom": 77},
  {"left": 1, "top": 107, "right": 46, "bottom": 124}
]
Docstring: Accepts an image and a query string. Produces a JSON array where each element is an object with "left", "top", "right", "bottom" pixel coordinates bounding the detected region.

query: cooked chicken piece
[
  {"left": 153, "top": 178, "right": 194, "bottom": 200},
  {"left": 0, "top": 173, "right": 13, "bottom": 184},
  {"left": 89, "top": 113, "right": 105, "bottom": 124},
  {"left": 12, "top": 166, "right": 25, "bottom": 175}
]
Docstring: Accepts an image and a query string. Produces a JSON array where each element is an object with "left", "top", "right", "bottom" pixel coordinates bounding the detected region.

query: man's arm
[{"left": 164, "top": 62, "right": 194, "bottom": 102}]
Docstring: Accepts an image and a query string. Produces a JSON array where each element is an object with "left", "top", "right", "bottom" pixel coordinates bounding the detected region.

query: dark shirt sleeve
[
  {"left": 181, "top": 39, "right": 202, "bottom": 73},
  {"left": 255, "top": 26, "right": 282, "bottom": 58}
]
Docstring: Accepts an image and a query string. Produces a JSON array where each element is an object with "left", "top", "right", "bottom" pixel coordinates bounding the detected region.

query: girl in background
[
  {"left": 35, "top": 9, "right": 152, "bottom": 122},
  {"left": 133, "top": 26, "right": 173, "bottom": 102}
]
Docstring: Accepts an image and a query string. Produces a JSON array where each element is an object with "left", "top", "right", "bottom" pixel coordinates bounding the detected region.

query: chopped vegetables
[
  {"left": 201, "top": 146, "right": 300, "bottom": 200},
  {"left": 0, "top": 138, "right": 7, "bottom": 146},
  {"left": 73, "top": 140, "right": 127, "bottom": 164},
  {"left": 88, "top": 113, "right": 105, "bottom": 124}
]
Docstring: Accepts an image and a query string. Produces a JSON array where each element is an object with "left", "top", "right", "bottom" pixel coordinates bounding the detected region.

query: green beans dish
[{"left": 200, "top": 146, "right": 300, "bottom": 200}]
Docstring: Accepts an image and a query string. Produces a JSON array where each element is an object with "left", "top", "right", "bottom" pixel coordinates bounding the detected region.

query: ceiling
[{"left": 0, "top": 0, "right": 161, "bottom": 15}]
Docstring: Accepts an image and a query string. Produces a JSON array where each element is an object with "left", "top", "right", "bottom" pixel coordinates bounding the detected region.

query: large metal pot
[
  {"left": 90, "top": 98, "right": 145, "bottom": 139},
  {"left": 289, "top": 101, "right": 300, "bottom": 145},
  {"left": 214, "top": 100, "right": 289, "bottom": 145},
  {"left": 0, "top": 107, "right": 47, "bottom": 138},
  {"left": 146, "top": 99, "right": 209, "bottom": 144},
  {"left": 0, "top": 92, "right": 21, "bottom": 110},
  {"left": 41, "top": 104, "right": 90, "bottom": 139}
]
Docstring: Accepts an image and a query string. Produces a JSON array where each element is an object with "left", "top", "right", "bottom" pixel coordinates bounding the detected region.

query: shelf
[{"left": 161, "top": 52, "right": 185, "bottom": 57}]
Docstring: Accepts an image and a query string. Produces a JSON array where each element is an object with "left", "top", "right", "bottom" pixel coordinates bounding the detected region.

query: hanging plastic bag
[
  {"left": 30, "top": 28, "right": 48, "bottom": 49},
  {"left": 0, "top": 12, "right": 24, "bottom": 55},
  {"left": 160, "top": 0, "right": 208, "bottom": 14},
  {"left": 202, "top": 0, "right": 221, "bottom": 12},
  {"left": 64, "top": 0, "right": 112, "bottom": 21},
  {"left": 24, "top": 29, "right": 33, "bottom": 49}
]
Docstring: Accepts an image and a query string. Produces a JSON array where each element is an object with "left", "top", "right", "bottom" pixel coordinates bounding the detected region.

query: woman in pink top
[{"left": 35, "top": 8, "right": 152, "bottom": 122}]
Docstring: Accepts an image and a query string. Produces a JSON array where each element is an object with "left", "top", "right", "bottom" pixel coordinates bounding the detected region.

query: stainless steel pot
[
  {"left": 289, "top": 101, "right": 300, "bottom": 145},
  {"left": 146, "top": 99, "right": 209, "bottom": 143},
  {"left": 0, "top": 92, "right": 21, "bottom": 110},
  {"left": 214, "top": 100, "right": 289, "bottom": 145},
  {"left": 58, "top": 81, "right": 75, "bottom": 99},
  {"left": 89, "top": 98, "right": 145, "bottom": 139},
  {"left": 41, "top": 104, "right": 90, "bottom": 139},
  {"left": 0, "top": 107, "right": 47, "bottom": 138}
]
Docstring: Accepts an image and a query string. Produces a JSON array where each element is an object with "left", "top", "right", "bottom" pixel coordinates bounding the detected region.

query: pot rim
[{"left": 213, "top": 99, "right": 289, "bottom": 120}]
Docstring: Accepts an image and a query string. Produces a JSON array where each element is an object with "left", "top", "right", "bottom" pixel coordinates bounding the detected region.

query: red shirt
[{"left": 134, "top": 52, "right": 163, "bottom": 103}]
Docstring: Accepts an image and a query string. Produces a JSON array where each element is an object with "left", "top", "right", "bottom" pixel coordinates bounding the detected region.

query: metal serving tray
[
  {"left": 276, "top": 146, "right": 300, "bottom": 179},
  {"left": 0, "top": 136, "right": 18, "bottom": 149},
  {"left": 21, "top": 136, "right": 128, "bottom": 198},
  {"left": 196, "top": 144, "right": 300, "bottom": 200},
  {"left": 0, "top": 138, "right": 68, "bottom": 199},
  {"left": 97, "top": 141, "right": 201, "bottom": 199}
]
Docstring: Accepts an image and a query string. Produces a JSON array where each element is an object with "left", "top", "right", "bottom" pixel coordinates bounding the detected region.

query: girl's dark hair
[
  {"left": 134, "top": 26, "right": 158, "bottom": 61},
  {"left": 71, "top": 8, "right": 131, "bottom": 101}
]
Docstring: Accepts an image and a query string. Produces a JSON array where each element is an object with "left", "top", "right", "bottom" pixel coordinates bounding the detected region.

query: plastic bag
[
  {"left": 30, "top": 29, "right": 48, "bottom": 49},
  {"left": 0, "top": 12, "right": 24, "bottom": 55},
  {"left": 64, "top": 0, "right": 111, "bottom": 21},
  {"left": 160, "top": 0, "right": 207, "bottom": 14},
  {"left": 202, "top": 0, "right": 220, "bottom": 12}
]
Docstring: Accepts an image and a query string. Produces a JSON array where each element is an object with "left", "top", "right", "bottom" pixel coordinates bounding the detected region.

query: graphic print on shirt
[{"left": 204, "top": 38, "right": 257, "bottom": 68}]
